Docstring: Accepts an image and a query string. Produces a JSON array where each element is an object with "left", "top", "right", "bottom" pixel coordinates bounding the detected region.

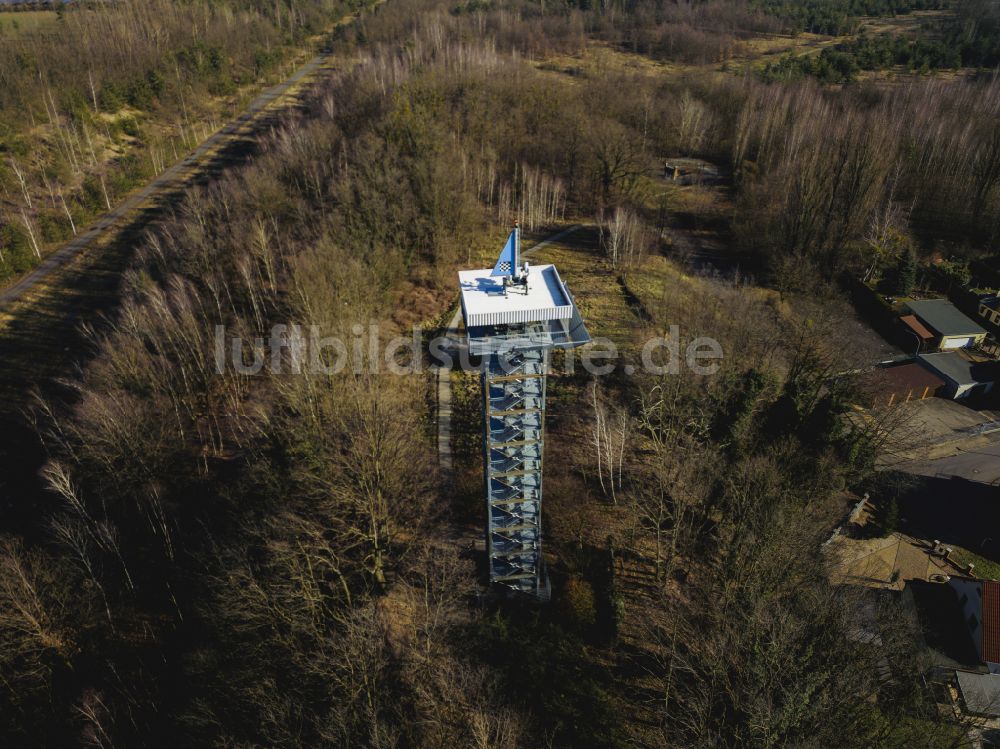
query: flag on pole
[{"left": 490, "top": 228, "right": 518, "bottom": 277}]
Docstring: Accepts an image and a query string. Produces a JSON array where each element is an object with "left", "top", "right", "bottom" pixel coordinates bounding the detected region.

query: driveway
[{"left": 897, "top": 442, "right": 1000, "bottom": 485}]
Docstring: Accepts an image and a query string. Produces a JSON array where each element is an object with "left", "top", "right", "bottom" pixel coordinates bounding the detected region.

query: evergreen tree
[{"left": 893, "top": 248, "right": 917, "bottom": 296}]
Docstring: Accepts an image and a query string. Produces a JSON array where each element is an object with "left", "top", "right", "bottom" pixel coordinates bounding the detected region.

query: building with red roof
[
  {"left": 982, "top": 581, "right": 1000, "bottom": 667},
  {"left": 865, "top": 361, "right": 946, "bottom": 408},
  {"left": 950, "top": 577, "right": 1000, "bottom": 673}
]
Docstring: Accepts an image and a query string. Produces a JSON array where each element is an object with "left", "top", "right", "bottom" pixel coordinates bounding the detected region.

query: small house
[
  {"left": 949, "top": 578, "right": 1000, "bottom": 674},
  {"left": 917, "top": 352, "right": 999, "bottom": 400},
  {"left": 980, "top": 295, "right": 1000, "bottom": 333},
  {"left": 904, "top": 299, "right": 988, "bottom": 350},
  {"left": 955, "top": 671, "right": 1000, "bottom": 718}
]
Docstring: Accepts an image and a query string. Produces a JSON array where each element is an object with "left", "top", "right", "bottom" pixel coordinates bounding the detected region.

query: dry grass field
[{"left": 0, "top": 9, "right": 58, "bottom": 37}]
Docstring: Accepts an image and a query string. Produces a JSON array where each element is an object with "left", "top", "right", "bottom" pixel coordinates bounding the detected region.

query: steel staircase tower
[
  {"left": 483, "top": 333, "right": 548, "bottom": 597},
  {"left": 459, "top": 227, "right": 590, "bottom": 599}
]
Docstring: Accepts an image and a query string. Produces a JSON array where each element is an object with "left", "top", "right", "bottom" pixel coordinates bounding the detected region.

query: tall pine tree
[{"left": 894, "top": 247, "right": 917, "bottom": 296}]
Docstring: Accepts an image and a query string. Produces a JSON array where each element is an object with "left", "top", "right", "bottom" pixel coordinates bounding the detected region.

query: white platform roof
[{"left": 459, "top": 264, "right": 573, "bottom": 328}]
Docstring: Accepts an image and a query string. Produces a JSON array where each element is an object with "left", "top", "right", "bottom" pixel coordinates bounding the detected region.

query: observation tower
[{"left": 458, "top": 225, "right": 590, "bottom": 599}]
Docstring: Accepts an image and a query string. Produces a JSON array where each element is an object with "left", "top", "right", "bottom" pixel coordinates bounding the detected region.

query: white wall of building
[{"left": 941, "top": 335, "right": 977, "bottom": 350}]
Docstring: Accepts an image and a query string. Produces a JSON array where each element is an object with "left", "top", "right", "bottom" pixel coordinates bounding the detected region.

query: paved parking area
[
  {"left": 897, "top": 398, "right": 996, "bottom": 445},
  {"left": 878, "top": 398, "right": 1000, "bottom": 466},
  {"left": 884, "top": 398, "right": 1000, "bottom": 480},
  {"left": 899, "top": 442, "right": 1000, "bottom": 485}
]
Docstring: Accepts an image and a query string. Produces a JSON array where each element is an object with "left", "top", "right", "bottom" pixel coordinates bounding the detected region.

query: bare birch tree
[
  {"left": 600, "top": 205, "right": 648, "bottom": 271},
  {"left": 8, "top": 157, "right": 32, "bottom": 209},
  {"left": 20, "top": 208, "right": 41, "bottom": 258},
  {"left": 676, "top": 90, "right": 711, "bottom": 155},
  {"left": 0, "top": 538, "right": 81, "bottom": 703},
  {"left": 591, "top": 381, "right": 628, "bottom": 504}
]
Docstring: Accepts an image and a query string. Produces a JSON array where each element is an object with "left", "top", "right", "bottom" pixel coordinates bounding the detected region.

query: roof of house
[
  {"left": 983, "top": 581, "right": 1000, "bottom": 665},
  {"left": 906, "top": 299, "right": 988, "bottom": 338},
  {"left": 956, "top": 671, "right": 1000, "bottom": 716},
  {"left": 982, "top": 296, "right": 1000, "bottom": 312},
  {"left": 909, "top": 580, "right": 983, "bottom": 668},
  {"left": 899, "top": 314, "right": 935, "bottom": 340},
  {"left": 918, "top": 352, "right": 1000, "bottom": 387},
  {"left": 877, "top": 361, "right": 946, "bottom": 394}
]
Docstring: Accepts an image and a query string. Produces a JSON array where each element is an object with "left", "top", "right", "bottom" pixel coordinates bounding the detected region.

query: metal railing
[{"left": 469, "top": 329, "right": 555, "bottom": 355}]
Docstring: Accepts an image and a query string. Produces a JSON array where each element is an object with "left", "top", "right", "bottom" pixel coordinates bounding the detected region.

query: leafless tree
[
  {"left": 600, "top": 204, "right": 649, "bottom": 271},
  {"left": 8, "top": 157, "right": 31, "bottom": 209},
  {"left": 591, "top": 118, "right": 645, "bottom": 208},
  {"left": 676, "top": 90, "right": 711, "bottom": 155},
  {"left": 590, "top": 380, "right": 628, "bottom": 504},
  {"left": 862, "top": 166, "right": 911, "bottom": 283},
  {"left": 19, "top": 208, "right": 40, "bottom": 258},
  {"left": 0, "top": 538, "right": 78, "bottom": 700}
]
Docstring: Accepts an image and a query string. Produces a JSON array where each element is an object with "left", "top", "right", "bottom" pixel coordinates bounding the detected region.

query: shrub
[
  {"left": 36, "top": 210, "right": 73, "bottom": 243},
  {"left": 0, "top": 223, "right": 39, "bottom": 273},
  {"left": 882, "top": 497, "right": 900, "bottom": 534},
  {"left": 562, "top": 577, "right": 597, "bottom": 630},
  {"left": 98, "top": 83, "right": 125, "bottom": 113}
]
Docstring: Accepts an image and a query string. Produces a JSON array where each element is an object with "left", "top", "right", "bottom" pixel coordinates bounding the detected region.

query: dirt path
[
  {"left": 436, "top": 308, "right": 461, "bottom": 473},
  {"left": 0, "top": 5, "right": 374, "bottom": 529},
  {"left": 0, "top": 12, "right": 370, "bottom": 310}
]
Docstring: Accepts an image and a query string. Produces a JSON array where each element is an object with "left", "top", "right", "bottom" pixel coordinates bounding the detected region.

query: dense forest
[
  {"left": 1, "top": 0, "right": 999, "bottom": 746},
  {"left": 764, "top": 0, "right": 1000, "bottom": 81},
  {"left": 0, "top": 0, "right": 365, "bottom": 282},
  {"left": 754, "top": 0, "right": 946, "bottom": 34}
]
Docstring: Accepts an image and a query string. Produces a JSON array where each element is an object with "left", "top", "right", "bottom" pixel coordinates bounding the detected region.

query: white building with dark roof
[
  {"left": 905, "top": 299, "right": 988, "bottom": 351},
  {"left": 916, "top": 352, "right": 999, "bottom": 399}
]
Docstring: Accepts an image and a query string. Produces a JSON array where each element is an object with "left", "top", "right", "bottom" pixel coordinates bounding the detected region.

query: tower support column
[{"left": 482, "top": 327, "right": 550, "bottom": 599}]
